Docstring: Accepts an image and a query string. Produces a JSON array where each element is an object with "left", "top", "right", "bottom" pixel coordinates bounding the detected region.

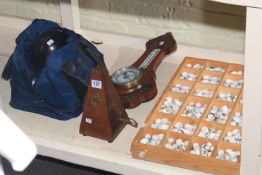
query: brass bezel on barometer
[{"left": 111, "top": 66, "right": 143, "bottom": 87}]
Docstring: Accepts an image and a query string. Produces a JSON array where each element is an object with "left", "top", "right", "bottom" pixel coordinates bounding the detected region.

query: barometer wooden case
[{"left": 111, "top": 32, "right": 177, "bottom": 109}]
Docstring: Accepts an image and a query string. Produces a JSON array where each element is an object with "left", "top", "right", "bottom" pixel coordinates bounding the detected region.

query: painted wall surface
[
  {"left": 0, "top": 0, "right": 61, "bottom": 22},
  {"left": 0, "top": 0, "right": 246, "bottom": 52}
]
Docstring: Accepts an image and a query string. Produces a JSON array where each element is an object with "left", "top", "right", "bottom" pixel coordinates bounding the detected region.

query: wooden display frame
[{"left": 131, "top": 57, "right": 244, "bottom": 175}]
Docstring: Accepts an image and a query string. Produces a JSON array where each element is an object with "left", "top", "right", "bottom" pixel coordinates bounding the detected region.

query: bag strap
[
  {"left": 1, "top": 54, "right": 13, "bottom": 80},
  {"left": 61, "top": 36, "right": 104, "bottom": 104}
]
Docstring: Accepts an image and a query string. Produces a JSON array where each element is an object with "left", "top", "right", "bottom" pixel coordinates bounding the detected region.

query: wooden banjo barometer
[{"left": 111, "top": 32, "right": 177, "bottom": 109}]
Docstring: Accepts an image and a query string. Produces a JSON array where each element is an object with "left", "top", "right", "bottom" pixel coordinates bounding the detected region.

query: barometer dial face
[{"left": 111, "top": 67, "right": 143, "bottom": 86}]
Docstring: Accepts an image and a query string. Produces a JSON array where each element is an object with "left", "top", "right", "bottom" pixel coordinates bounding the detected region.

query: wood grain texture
[
  {"left": 80, "top": 63, "right": 135, "bottom": 142},
  {"left": 112, "top": 33, "right": 177, "bottom": 109}
]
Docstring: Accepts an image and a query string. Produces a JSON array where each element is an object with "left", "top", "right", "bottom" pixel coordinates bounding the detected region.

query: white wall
[
  {"left": 0, "top": 0, "right": 246, "bottom": 52},
  {"left": 0, "top": 0, "right": 61, "bottom": 22},
  {"left": 0, "top": 91, "right": 2, "bottom": 110}
]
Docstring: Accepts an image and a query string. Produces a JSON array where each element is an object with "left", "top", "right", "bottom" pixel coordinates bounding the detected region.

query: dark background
[{"left": 2, "top": 156, "right": 119, "bottom": 175}]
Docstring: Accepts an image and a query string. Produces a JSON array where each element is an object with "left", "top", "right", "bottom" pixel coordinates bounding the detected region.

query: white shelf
[
  {"left": 2, "top": 0, "right": 262, "bottom": 173},
  {"left": 209, "top": 0, "right": 262, "bottom": 8},
  {"left": 0, "top": 19, "right": 244, "bottom": 175}
]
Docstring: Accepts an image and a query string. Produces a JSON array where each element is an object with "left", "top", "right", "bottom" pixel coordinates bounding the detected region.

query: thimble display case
[{"left": 131, "top": 57, "right": 244, "bottom": 175}]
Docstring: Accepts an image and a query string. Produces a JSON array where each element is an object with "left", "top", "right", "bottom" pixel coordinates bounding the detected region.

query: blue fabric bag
[{"left": 1, "top": 19, "right": 103, "bottom": 120}]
